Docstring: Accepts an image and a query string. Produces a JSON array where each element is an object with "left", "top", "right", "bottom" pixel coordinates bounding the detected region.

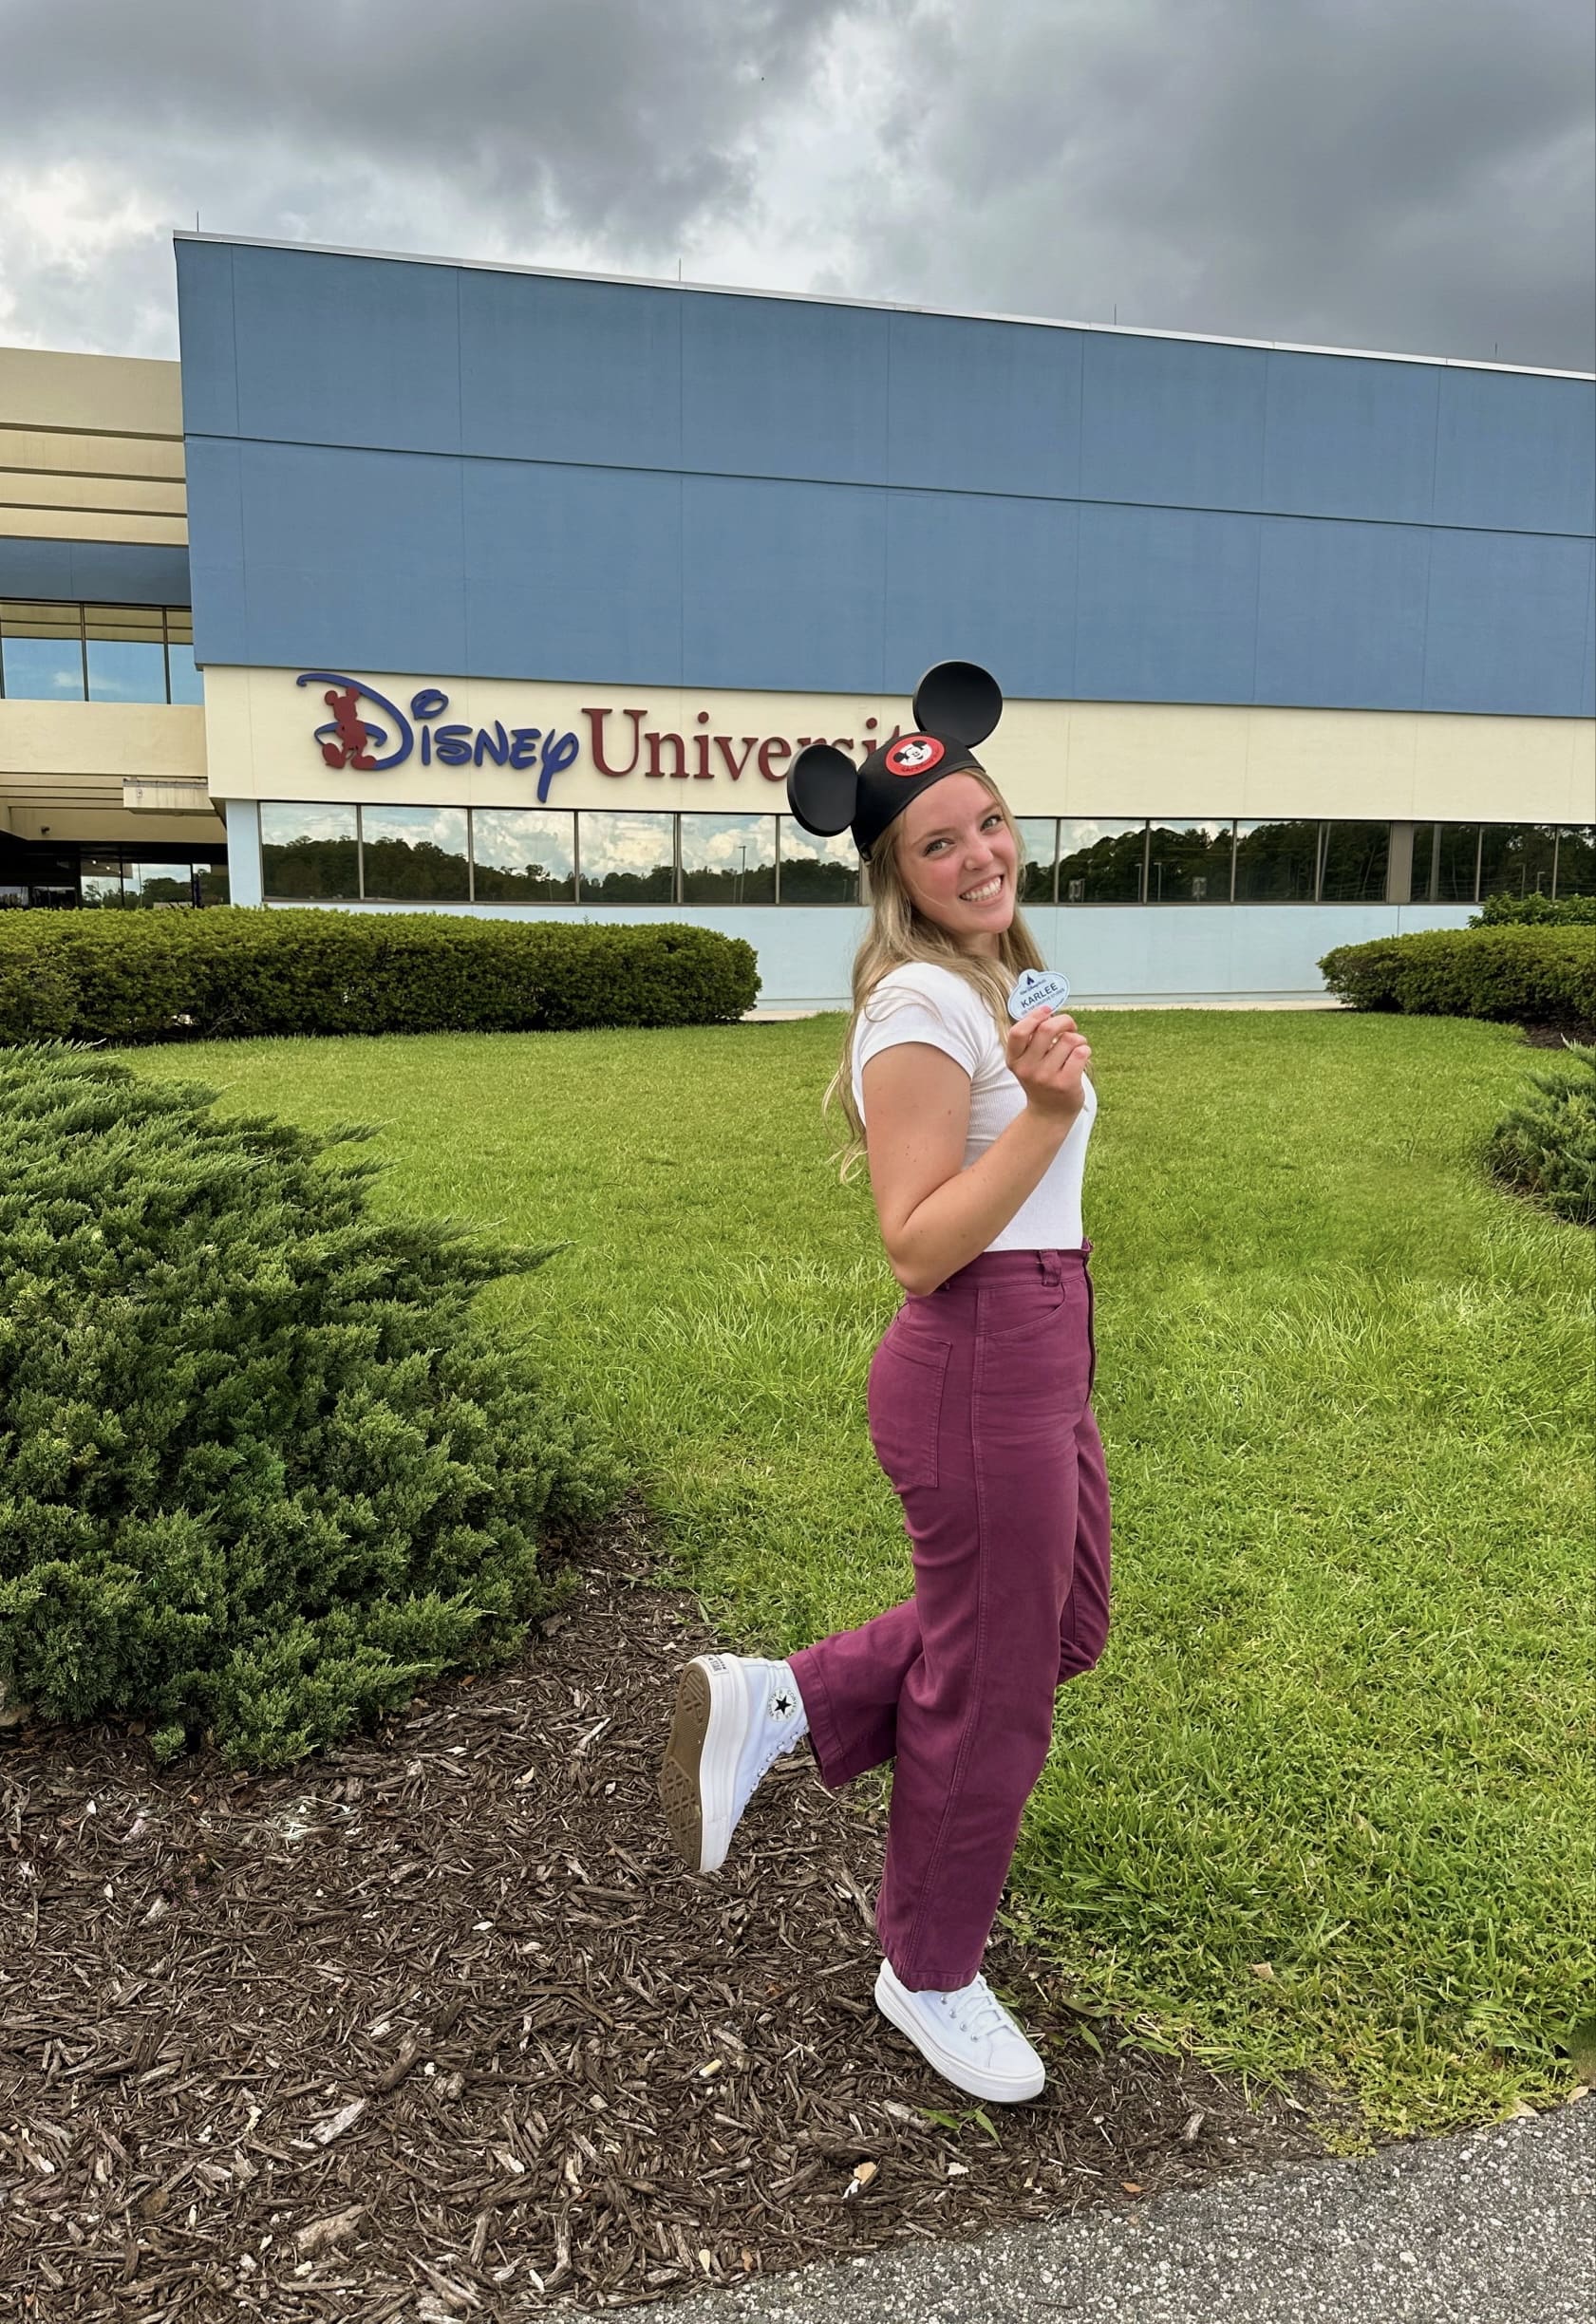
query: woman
[{"left": 658, "top": 663, "right": 1105, "bottom": 2106}]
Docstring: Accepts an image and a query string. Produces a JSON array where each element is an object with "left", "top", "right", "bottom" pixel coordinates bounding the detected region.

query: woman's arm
[{"left": 863, "top": 1007, "right": 1093, "bottom": 1296}]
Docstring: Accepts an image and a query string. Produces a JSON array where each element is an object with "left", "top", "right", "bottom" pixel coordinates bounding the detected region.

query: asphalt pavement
[{"left": 654, "top": 2098, "right": 1593, "bottom": 2324}]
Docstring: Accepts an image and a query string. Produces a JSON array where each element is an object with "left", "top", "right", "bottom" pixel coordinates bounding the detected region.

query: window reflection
[
  {"left": 261, "top": 803, "right": 359, "bottom": 900},
  {"left": 2, "top": 601, "right": 84, "bottom": 700},
  {"left": 86, "top": 606, "right": 167, "bottom": 704},
  {"left": 473, "top": 810, "right": 575, "bottom": 901},
  {"left": 361, "top": 807, "right": 469, "bottom": 901},
  {"left": 1235, "top": 819, "right": 1318, "bottom": 902},
  {"left": 1146, "top": 821, "right": 1233, "bottom": 903},
  {"left": 1411, "top": 824, "right": 1480, "bottom": 904},
  {"left": 165, "top": 609, "right": 204, "bottom": 705},
  {"left": 80, "top": 856, "right": 126, "bottom": 909},
  {"left": 1555, "top": 827, "right": 1596, "bottom": 899},
  {"left": 127, "top": 861, "right": 198, "bottom": 909},
  {"left": 778, "top": 818, "right": 859, "bottom": 904},
  {"left": 1320, "top": 822, "right": 1390, "bottom": 904},
  {"left": 1477, "top": 824, "right": 1559, "bottom": 902},
  {"left": 680, "top": 815, "right": 777, "bottom": 904},
  {"left": 577, "top": 812, "right": 675, "bottom": 902},
  {"left": 1059, "top": 820, "right": 1147, "bottom": 904},
  {"left": 1014, "top": 819, "right": 1057, "bottom": 907}
]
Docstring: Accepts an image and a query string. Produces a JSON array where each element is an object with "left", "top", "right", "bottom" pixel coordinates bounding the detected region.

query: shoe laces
[{"left": 943, "top": 1976, "right": 1012, "bottom": 2044}]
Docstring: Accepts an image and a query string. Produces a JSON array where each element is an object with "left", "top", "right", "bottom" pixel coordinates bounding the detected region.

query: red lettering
[
  {"left": 759, "top": 737, "right": 792, "bottom": 782},
  {"left": 584, "top": 706, "right": 646, "bottom": 778},
  {"left": 715, "top": 736, "right": 759, "bottom": 781},
  {"left": 831, "top": 738, "right": 854, "bottom": 754},
  {"left": 692, "top": 728, "right": 712, "bottom": 778},
  {"left": 646, "top": 729, "right": 687, "bottom": 779}
]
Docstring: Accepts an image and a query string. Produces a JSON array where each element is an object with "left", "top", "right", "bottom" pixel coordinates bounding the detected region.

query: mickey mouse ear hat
[{"left": 787, "top": 661, "right": 1004, "bottom": 863}]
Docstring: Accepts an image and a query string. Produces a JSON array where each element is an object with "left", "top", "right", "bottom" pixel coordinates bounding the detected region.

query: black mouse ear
[
  {"left": 912, "top": 660, "right": 1003, "bottom": 746},
  {"left": 786, "top": 742, "right": 859, "bottom": 837}
]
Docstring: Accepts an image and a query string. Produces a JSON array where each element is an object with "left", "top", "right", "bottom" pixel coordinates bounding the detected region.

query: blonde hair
[{"left": 823, "top": 772, "right": 1048, "bottom": 1182}]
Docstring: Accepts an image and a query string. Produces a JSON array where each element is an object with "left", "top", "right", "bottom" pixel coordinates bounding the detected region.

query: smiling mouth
[{"left": 960, "top": 874, "right": 1005, "bottom": 903}]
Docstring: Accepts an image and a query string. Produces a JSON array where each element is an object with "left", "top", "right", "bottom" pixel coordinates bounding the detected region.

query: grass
[{"left": 119, "top": 1011, "right": 1594, "bottom": 2138}]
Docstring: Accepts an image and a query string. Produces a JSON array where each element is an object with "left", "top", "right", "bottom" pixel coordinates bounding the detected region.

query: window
[
  {"left": 261, "top": 804, "right": 359, "bottom": 900},
  {"left": 1058, "top": 820, "right": 1148, "bottom": 905},
  {"left": 86, "top": 606, "right": 167, "bottom": 704},
  {"left": 126, "top": 861, "right": 199, "bottom": 909},
  {"left": 680, "top": 815, "right": 777, "bottom": 905},
  {"left": 1411, "top": 825, "right": 1481, "bottom": 904},
  {"left": 1235, "top": 819, "right": 1319, "bottom": 903},
  {"left": 1014, "top": 819, "right": 1057, "bottom": 906},
  {"left": 80, "top": 856, "right": 126, "bottom": 909},
  {"left": 1319, "top": 822, "right": 1390, "bottom": 904},
  {"left": 473, "top": 810, "right": 575, "bottom": 902},
  {"left": 165, "top": 610, "right": 204, "bottom": 705},
  {"left": 361, "top": 806, "right": 469, "bottom": 902},
  {"left": 1555, "top": 827, "right": 1596, "bottom": 899},
  {"left": 576, "top": 812, "right": 675, "bottom": 902},
  {"left": 1, "top": 602, "right": 85, "bottom": 700},
  {"left": 777, "top": 818, "right": 859, "bottom": 904},
  {"left": 1146, "top": 821, "right": 1234, "bottom": 903},
  {"left": 1477, "top": 824, "right": 1559, "bottom": 902},
  {"left": 0, "top": 602, "right": 200, "bottom": 703}
]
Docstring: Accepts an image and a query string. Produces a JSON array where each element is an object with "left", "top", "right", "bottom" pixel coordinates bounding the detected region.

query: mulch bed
[
  {"left": 1515, "top": 1018, "right": 1595, "bottom": 1050},
  {"left": 3, "top": 1501, "right": 1346, "bottom": 2322}
]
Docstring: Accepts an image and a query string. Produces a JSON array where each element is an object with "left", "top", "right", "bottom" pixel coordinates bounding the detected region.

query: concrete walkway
[{"left": 657, "top": 2100, "right": 1593, "bottom": 2324}]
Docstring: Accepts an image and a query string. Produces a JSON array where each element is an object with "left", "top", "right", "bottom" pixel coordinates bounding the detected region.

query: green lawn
[{"left": 122, "top": 1012, "right": 1593, "bottom": 2138}]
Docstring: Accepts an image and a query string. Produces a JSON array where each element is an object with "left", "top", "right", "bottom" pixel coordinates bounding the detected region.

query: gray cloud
[{"left": 0, "top": 0, "right": 1590, "bottom": 369}]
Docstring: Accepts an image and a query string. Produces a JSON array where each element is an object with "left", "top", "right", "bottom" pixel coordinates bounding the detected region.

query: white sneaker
[
  {"left": 659, "top": 1655, "right": 809, "bottom": 1874},
  {"left": 873, "top": 1958, "right": 1046, "bottom": 2104}
]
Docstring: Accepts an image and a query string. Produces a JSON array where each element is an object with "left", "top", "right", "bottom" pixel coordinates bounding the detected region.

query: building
[{"left": 3, "top": 234, "right": 1592, "bottom": 1006}]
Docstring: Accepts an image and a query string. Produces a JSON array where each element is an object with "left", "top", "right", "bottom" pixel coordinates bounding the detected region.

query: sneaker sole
[
  {"left": 873, "top": 1963, "right": 1045, "bottom": 2104},
  {"left": 659, "top": 1657, "right": 747, "bottom": 1875}
]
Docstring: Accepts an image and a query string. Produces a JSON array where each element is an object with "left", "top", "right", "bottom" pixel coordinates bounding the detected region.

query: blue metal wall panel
[
  {"left": 1253, "top": 516, "right": 1431, "bottom": 709},
  {"left": 1079, "top": 332, "right": 1267, "bottom": 511},
  {"left": 232, "top": 246, "right": 463, "bottom": 455},
  {"left": 882, "top": 490, "right": 1078, "bottom": 698},
  {"left": 680, "top": 293, "right": 890, "bottom": 484},
  {"left": 0, "top": 536, "right": 192, "bottom": 604},
  {"left": 173, "top": 241, "right": 1594, "bottom": 716},
  {"left": 1261, "top": 351, "right": 1438, "bottom": 523},
  {"left": 459, "top": 271, "right": 683, "bottom": 468},
  {"left": 680, "top": 475, "right": 886, "bottom": 692},
  {"left": 1421, "top": 529, "right": 1593, "bottom": 716},
  {"left": 885, "top": 312, "right": 1081, "bottom": 498},
  {"left": 460, "top": 458, "right": 683, "bottom": 685},
  {"left": 173, "top": 238, "right": 238, "bottom": 437},
  {"left": 234, "top": 440, "right": 467, "bottom": 674},
  {"left": 1074, "top": 503, "right": 1261, "bottom": 703},
  {"left": 1433, "top": 368, "right": 1596, "bottom": 536}
]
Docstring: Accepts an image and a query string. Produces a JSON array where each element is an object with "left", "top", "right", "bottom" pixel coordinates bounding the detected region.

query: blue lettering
[
  {"left": 509, "top": 726, "right": 542, "bottom": 771},
  {"left": 296, "top": 671, "right": 413, "bottom": 770},
  {"left": 434, "top": 722, "right": 473, "bottom": 767},
  {"left": 474, "top": 721, "right": 511, "bottom": 767},
  {"left": 411, "top": 687, "right": 449, "bottom": 721},
  {"left": 537, "top": 729, "right": 579, "bottom": 804},
  {"left": 420, "top": 725, "right": 431, "bottom": 765}
]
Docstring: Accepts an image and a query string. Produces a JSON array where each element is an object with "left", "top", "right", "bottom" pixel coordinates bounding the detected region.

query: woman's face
[{"left": 892, "top": 773, "right": 1018, "bottom": 954}]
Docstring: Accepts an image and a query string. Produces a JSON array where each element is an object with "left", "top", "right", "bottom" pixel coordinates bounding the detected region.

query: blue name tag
[{"left": 1007, "top": 967, "right": 1073, "bottom": 1021}]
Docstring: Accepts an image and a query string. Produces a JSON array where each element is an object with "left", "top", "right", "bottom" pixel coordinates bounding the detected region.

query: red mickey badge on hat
[{"left": 884, "top": 734, "right": 946, "bottom": 778}]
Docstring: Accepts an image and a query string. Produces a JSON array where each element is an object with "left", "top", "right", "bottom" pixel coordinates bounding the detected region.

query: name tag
[{"left": 1006, "top": 966, "right": 1072, "bottom": 1021}]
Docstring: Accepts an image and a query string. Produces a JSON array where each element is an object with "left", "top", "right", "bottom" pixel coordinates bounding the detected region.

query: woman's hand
[{"left": 1005, "top": 1005, "right": 1092, "bottom": 1125}]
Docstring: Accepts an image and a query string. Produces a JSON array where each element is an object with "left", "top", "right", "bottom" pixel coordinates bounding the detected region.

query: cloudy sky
[{"left": 3, "top": 0, "right": 1592, "bottom": 371}]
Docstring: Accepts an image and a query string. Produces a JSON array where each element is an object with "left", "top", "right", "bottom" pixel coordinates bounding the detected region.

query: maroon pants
[{"left": 790, "top": 1244, "right": 1111, "bottom": 1992}]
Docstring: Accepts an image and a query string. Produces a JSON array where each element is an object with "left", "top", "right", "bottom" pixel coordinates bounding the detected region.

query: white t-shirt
[{"left": 850, "top": 960, "right": 1096, "bottom": 1253}]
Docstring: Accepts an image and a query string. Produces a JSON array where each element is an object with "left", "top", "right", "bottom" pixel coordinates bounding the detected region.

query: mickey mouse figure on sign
[{"left": 785, "top": 659, "right": 1070, "bottom": 1020}]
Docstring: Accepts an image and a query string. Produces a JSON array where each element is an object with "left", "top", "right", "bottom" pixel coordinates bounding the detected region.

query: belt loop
[{"left": 1081, "top": 1236, "right": 1093, "bottom": 1257}]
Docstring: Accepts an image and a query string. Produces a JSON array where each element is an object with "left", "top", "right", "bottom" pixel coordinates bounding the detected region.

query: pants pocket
[{"left": 868, "top": 1330, "right": 952, "bottom": 1491}]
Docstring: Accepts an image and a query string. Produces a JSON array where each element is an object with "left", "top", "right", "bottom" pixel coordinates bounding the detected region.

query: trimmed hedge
[
  {"left": 0, "top": 1046, "right": 625, "bottom": 1767},
  {"left": 0, "top": 909, "right": 760, "bottom": 1046},
  {"left": 1472, "top": 892, "right": 1596, "bottom": 928},
  {"left": 1318, "top": 926, "right": 1596, "bottom": 1023},
  {"left": 1482, "top": 1040, "right": 1596, "bottom": 1228}
]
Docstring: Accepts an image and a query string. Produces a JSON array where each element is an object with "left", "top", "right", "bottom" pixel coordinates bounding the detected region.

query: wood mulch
[{"left": 3, "top": 1500, "right": 1346, "bottom": 2322}]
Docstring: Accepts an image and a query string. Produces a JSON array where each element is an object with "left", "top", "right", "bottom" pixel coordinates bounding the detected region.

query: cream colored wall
[
  {"left": 0, "top": 701, "right": 211, "bottom": 843},
  {"left": 0, "top": 347, "right": 186, "bottom": 545},
  {"left": 202, "top": 666, "right": 1596, "bottom": 824}
]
